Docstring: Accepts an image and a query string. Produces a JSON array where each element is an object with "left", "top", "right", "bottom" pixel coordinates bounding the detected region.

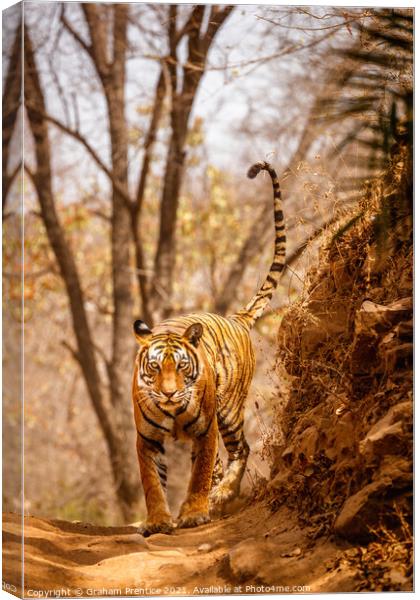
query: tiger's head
[{"left": 133, "top": 319, "right": 203, "bottom": 405}]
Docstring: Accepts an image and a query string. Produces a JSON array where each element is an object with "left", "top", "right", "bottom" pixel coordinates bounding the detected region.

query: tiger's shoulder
[{"left": 158, "top": 312, "right": 250, "bottom": 353}]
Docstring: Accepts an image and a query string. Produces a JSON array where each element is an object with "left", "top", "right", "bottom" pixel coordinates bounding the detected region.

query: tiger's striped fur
[{"left": 132, "top": 161, "right": 285, "bottom": 536}]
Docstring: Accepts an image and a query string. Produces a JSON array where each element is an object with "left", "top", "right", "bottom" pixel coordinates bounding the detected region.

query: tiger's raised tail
[{"left": 232, "top": 161, "right": 286, "bottom": 328}]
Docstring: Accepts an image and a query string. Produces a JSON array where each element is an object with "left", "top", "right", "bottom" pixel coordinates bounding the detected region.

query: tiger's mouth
[
  {"left": 160, "top": 396, "right": 180, "bottom": 405},
  {"left": 156, "top": 393, "right": 189, "bottom": 415}
]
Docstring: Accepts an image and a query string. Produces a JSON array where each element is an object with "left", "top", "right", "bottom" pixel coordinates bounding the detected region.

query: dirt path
[{"left": 3, "top": 504, "right": 359, "bottom": 597}]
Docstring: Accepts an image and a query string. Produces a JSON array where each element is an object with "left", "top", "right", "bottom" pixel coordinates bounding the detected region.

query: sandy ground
[{"left": 3, "top": 504, "right": 359, "bottom": 598}]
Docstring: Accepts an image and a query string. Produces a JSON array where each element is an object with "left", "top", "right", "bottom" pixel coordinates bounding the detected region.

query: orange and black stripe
[{"left": 232, "top": 161, "right": 286, "bottom": 328}]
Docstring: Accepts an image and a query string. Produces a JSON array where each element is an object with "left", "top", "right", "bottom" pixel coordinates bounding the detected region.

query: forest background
[{"left": 2, "top": 1, "right": 413, "bottom": 524}]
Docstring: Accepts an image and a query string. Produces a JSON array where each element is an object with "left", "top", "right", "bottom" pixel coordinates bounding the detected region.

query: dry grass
[{"left": 342, "top": 504, "right": 413, "bottom": 591}]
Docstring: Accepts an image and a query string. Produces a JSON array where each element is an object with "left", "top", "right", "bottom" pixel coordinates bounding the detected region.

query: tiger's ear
[
  {"left": 133, "top": 319, "right": 152, "bottom": 344},
  {"left": 183, "top": 323, "right": 203, "bottom": 348}
]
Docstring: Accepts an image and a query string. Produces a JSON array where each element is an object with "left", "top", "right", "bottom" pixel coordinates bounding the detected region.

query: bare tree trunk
[
  {"left": 24, "top": 27, "right": 139, "bottom": 521},
  {"left": 130, "top": 70, "right": 166, "bottom": 326},
  {"left": 106, "top": 7, "right": 133, "bottom": 421},
  {"left": 152, "top": 135, "right": 188, "bottom": 318},
  {"left": 59, "top": 4, "right": 166, "bottom": 327},
  {"left": 150, "top": 5, "right": 233, "bottom": 321},
  {"left": 3, "top": 18, "right": 22, "bottom": 215},
  {"left": 81, "top": 4, "right": 136, "bottom": 458}
]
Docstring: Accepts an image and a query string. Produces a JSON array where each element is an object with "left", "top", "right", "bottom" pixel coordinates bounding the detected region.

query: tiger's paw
[
  {"left": 177, "top": 512, "right": 210, "bottom": 529},
  {"left": 209, "top": 484, "right": 235, "bottom": 514},
  {"left": 138, "top": 520, "right": 175, "bottom": 537}
]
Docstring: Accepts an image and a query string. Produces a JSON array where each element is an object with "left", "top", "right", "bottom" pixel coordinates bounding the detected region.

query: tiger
[{"left": 132, "top": 161, "right": 286, "bottom": 537}]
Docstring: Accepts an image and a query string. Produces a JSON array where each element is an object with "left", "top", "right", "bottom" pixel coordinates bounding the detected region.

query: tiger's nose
[{"left": 162, "top": 389, "right": 176, "bottom": 398}]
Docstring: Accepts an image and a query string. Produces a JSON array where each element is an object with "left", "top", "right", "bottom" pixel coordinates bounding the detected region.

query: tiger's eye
[
  {"left": 149, "top": 360, "right": 160, "bottom": 370},
  {"left": 178, "top": 360, "right": 188, "bottom": 369}
]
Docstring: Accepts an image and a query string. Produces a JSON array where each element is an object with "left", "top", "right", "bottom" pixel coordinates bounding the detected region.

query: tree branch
[
  {"left": 62, "top": 340, "right": 82, "bottom": 366},
  {"left": 24, "top": 104, "right": 134, "bottom": 211},
  {"left": 93, "top": 342, "right": 114, "bottom": 386},
  {"left": 60, "top": 4, "right": 93, "bottom": 58},
  {"left": 4, "top": 161, "right": 22, "bottom": 201}
]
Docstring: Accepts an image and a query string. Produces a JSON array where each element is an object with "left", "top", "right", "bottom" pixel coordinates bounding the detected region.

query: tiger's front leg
[
  {"left": 177, "top": 417, "right": 218, "bottom": 529},
  {"left": 136, "top": 433, "right": 174, "bottom": 537}
]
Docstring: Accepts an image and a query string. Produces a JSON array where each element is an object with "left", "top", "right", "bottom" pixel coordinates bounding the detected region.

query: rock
[
  {"left": 359, "top": 401, "right": 412, "bottom": 460},
  {"left": 360, "top": 421, "right": 404, "bottom": 457},
  {"left": 228, "top": 539, "right": 279, "bottom": 581},
  {"left": 343, "top": 547, "right": 360, "bottom": 558},
  {"left": 327, "top": 411, "right": 356, "bottom": 462},
  {"left": 334, "top": 480, "right": 388, "bottom": 541},
  {"left": 297, "top": 425, "right": 319, "bottom": 461},
  {"left": 394, "top": 319, "right": 413, "bottom": 342},
  {"left": 351, "top": 298, "right": 412, "bottom": 375},
  {"left": 375, "top": 455, "right": 412, "bottom": 489},
  {"left": 387, "top": 568, "right": 409, "bottom": 588},
  {"left": 281, "top": 445, "right": 294, "bottom": 462},
  {"left": 197, "top": 543, "right": 212, "bottom": 553},
  {"left": 380, "top": 342, "right": 412, "bottom": 374},
  {"left": 355, "top": 298, "right": 412, "bottom": 336},
  {"left": 334, "top": 452, "right": 412, "bottom": 542},
  {"left": 228, "top": 539, "right": 307, "bottom": 584},
  {"left": 280, "top": 425, "right": 319, "bottom": 469},
  {"left": 351, "top": 333, "right": 379, "bottom": 375},
  {"left": 281, "top": 547, "right": 302, "bottom": 558},
  {"left": 228, "top": 540, "right": 262, "bottom": 580},
  {"left": 267, "top": 468, "right": 292, "bottom": 495}
]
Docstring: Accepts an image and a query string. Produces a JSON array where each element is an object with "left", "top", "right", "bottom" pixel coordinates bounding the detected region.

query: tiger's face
[{"left": 133, "top": 320, "right": 203, "bottom": 406}]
